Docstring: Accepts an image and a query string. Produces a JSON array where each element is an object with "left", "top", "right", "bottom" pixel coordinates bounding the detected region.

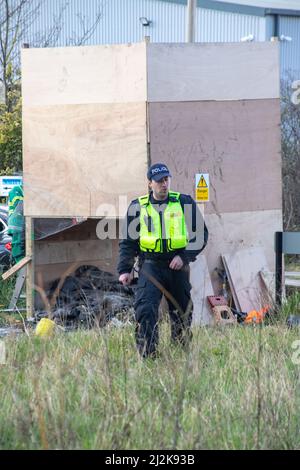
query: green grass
[
  {"left": 0, "top": 277, "right": 26, "bottom": 326},
  {"left": 285, "top": 254, "right": 300, "bottom": 272},
  {"left": 280, "top": 290, "right": 300, "bottom": 318},
  {"left": 1, "top": 276, "right": 300, "bottom": 450},
  {"left": 0, "top": 277, "right": 16, "bottom": 311},
  {"left": 1, "top": 318, "right": 300, "bottom": 450}
]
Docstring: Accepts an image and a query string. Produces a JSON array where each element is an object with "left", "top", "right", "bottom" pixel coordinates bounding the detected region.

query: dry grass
[{"left": 1, "top": 316, "right": 300, "bottom": 450}]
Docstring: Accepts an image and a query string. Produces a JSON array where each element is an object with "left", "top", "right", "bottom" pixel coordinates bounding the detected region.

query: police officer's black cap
[{"left": 147, "top": 163, "right": 172, "bottom": 182}]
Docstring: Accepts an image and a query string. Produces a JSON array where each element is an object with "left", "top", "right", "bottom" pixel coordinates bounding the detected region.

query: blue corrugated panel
[
  {"left": 279, "top": 16, "right": 300, "bottom": 80},
  {"left": 24, "top": 0, "right": 266, "bottom": 46},
  {"left": 196, "top": 7, "right": 264, "bottom": 42},
  {"left": 21, "top": 0, "right": 300, "bottom": 79},
  {"left": 24, "top": 0, "right": 186, "bottom": 46}
]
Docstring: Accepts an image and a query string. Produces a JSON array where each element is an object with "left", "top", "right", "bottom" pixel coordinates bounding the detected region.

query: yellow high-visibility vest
[{"left": 138, "top": 191, "right": 188, "bottom": 252}]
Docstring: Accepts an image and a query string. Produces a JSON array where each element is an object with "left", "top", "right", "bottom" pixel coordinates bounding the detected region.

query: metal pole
[
  {"left": 186, "top": 0, "right": 196, "bottom": 43},
  {"left": 275, "top": 231, "right": 283, "bottom": 307}
]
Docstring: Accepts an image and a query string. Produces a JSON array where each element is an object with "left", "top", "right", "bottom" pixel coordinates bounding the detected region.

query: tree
[
  {"left": 0, "top": 0, "right": 41, "bottom": 111},
  {"left": 0, "top": 89, "right": 21, "bottom": 175},
  {"left": 281, "top": 77, "right": 300, "bottom": 231},
  {"left": 0, "top": 1, "right": 41, "bottom": 175},
  {"left": 0, "top": 0, "right": 103, "bottom": 175}
]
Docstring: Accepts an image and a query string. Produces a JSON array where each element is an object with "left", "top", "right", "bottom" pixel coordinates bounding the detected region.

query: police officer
[{"left": 118, "top": 163, "right": 208, "bottom": 358}]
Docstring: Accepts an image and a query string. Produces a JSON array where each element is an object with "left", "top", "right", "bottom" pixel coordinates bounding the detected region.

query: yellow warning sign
[
  {"left": 197, "top": 175, "right": 208, "bottom": 188},
  {"left": 195, "top": 173, "right": 209, "bottom": 202}
]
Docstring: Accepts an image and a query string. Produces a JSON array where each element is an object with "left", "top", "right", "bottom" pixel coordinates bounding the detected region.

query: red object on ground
[
  {"left": 207, "top": 295, "right": 228, "bottom": 307},
  {"left": 5, "top": 242, "right": 11, "bottom": 251}
]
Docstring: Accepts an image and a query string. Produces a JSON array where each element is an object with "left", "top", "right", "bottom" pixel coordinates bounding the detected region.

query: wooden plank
[
  {"left": 147, "top": 42, "right": 279, "bottom": 102},
  {"left": 35, "top": 239, "right": 112, "bottom": 265},
  {"left": 0, "top": 309, "right": 27, "bottom": 313},
  {"left": 26, "top": 217, "right": 34, "bottom": 318},
  {"left": 35, "top": 218, "right": 101, "bottom": 242},
  {"left": 260, "top": 270, "right": 276, "bottom": 303},
  {"left": 285, "top": 271, "right": 300, "bottom": 288},
  {"left": 23, "top": 102, "right": 148, "bottom": 217},
  {"left": 190, "top": 254, "right": 214, "bottom": 326},
  {"left": 21, "top": 43, "right": 147, "bottom": 106},
  {"left": 222, "top": 256, "right": 241, "bottom": 311},
  {"left": 34, "top": 218, "right": 81, "bottom": 240},
  {"left": 285, "top": 271, "right": 300, "bottom": 278},
  {"left": 204, "top": 210, "right": 282, "bottom": 293},
  {"left": 8, "top": 267, "right": 26, "bottom": 310},
  {"left": 148, "top": 99, "right": 282, "bottom": 214},
  {"left": 285, "top": 278, "right": 300, "bottom": 287},
  {"left": 223, "top": 248, "right": 270, "bottom": 312},
  {"left": 1, "top": 256, "right": 31, "bottom": 281}
]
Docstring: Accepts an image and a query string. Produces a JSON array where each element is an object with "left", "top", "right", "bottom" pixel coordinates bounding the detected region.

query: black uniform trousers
[{"left": 134, "top": 260, "right": 193, "bottom": 357}]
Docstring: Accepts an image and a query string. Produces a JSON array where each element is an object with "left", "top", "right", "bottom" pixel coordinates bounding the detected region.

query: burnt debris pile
[{"left": 37, "top": 265, "right": 134, "bottom": 327}]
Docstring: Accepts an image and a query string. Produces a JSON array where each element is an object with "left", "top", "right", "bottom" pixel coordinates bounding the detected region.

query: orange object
[{"left": 244, "top": 305, "right": 270, "bottom": 324}]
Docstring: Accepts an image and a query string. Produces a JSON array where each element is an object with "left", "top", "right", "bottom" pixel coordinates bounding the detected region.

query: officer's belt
[
  {"left": 142, "top": 258, "right": 190, "bottom": 272},
  {"left": 143, "top": 259, "right": 171, "bottom": 267}
]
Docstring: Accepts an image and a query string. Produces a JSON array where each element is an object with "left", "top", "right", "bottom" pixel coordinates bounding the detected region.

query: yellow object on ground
[{"left": 35, "top": 318, "right": 56, "bottom": 338}]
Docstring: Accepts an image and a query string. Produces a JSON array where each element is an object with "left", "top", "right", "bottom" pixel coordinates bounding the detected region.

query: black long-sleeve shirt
[{"left": 117, "top": 191, "right": 208, "bottom": 275}]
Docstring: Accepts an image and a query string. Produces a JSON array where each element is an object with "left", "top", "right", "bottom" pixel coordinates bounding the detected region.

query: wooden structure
[{"left": 21, "top": 41, "right": 282, "bottom": 322}]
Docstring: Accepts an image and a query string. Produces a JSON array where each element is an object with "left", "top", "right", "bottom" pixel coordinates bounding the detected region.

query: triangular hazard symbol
[{"left": 197, "top": 175, "right": 208, "bottom": 188}]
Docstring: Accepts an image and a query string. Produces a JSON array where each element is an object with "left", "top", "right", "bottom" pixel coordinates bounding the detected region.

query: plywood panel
[
  {"left": 190, "top": 254, "right": 214, "bottom": 326},
  {"left": 35, "top": 239, "right": 112, "bottom": 265},
  {"left": 148, "top": 99, "right": 282, "bottom": 214},
  {"left": 260, "top": 270, "right": 276, "bottom": 304},
  {"left": 223, "top": 248, "right": 270, "bottom": 312},
  {"left": 23, "top": 102, "right": 148, "bottom": 217},
  {"left": 222, "top": 256, "right": 241, "bottom": 311},
  {"left": 147, "top": 42, "right": 279, "bottom": 102},
  {"left": 22, "top": 43, "right": 147, "bottom": 106},
  {"left": 35, "top": 218, "right": 104, "bottom": 241},
  {"left": 204, "top": 209, "right": 282, "bottom": 294}
]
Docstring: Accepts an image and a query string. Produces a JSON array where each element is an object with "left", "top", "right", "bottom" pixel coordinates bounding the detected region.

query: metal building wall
[
  {"left": 278, "top": 16, "right": 300, "bottom": 80},
  {"left": 24, "top": 0, "right": 265, "bottom": 46},
  {"left": 196, "top": 8, "right": 265, "bottom": 42},
  {"left": 24, "top": 0, "right": 186, "bottom": 45},
  {"left": 23, "top": 0, "right": 300, "bottom": 78}
]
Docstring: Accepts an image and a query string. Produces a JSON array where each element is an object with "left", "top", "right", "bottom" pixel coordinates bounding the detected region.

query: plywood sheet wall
[
  {"left": 147, "top": 42, "right": 279, "bottom": 102},
  {"left": 146, "top": 43, "right": 281, "bottom": 317},
  {"left": 22, "top": 43, "right": 147, "bottom": 106},
  {"left": 23, "top": 102, "right": 148, "bottom": 217},
  {"left": 22, "top": 41, "right": 280, "bottom": 218},
  {"left": 22, "top": 43, "right": 148, "bottom": 218},
  {"left": 148, "top": 99, "right": 282, "bottom": 214}
]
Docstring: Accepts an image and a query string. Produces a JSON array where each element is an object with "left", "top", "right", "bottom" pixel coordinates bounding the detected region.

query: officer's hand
[
  {"left": 169, "top": 255, "right": 184, "bottom": 271},
  {"left": 119, "top": 273, "right": 132, "bottom": 286}
]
